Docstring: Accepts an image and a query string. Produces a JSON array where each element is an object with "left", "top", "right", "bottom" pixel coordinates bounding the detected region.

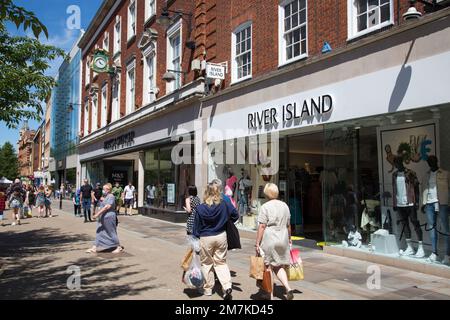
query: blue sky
[{"left": 0, "top": 0, "right": 103, "bottom": 147}]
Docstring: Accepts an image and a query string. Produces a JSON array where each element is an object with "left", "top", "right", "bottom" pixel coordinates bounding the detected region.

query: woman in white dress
[{"left": 255, "top": 183, "right": 294, "bottom": 300}]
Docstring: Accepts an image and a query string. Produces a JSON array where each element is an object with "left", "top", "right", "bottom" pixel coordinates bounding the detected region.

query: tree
[
  {"left": 0, "top": 142, "right": 18, "bottom": 179},
  {"left": 0, "top": 0, "right": 66, "bottom": 128}
]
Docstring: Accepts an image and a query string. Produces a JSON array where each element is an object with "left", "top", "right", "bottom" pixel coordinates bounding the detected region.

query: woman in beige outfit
[{"left": 256, "top": 183, "right": 294, "bottom": 300}]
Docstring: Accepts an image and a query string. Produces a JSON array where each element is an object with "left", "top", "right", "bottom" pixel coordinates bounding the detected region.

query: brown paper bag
[
  {"left": 256, "top": 268, "right": 273, "bottom": 293},
  {"left": 249, "top": 255, "right": 264, "bottom": 280},
  {"left": 181, "top": 248, "right": 193, "bottom": 271}
]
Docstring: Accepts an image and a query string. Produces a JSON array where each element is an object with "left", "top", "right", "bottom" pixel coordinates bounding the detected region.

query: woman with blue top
[
  {"left": 86, "top": 183, "right": 124, "bottom": 254},
  {"left": 193, "top": 182, "right": 239, "bottom": 300}
]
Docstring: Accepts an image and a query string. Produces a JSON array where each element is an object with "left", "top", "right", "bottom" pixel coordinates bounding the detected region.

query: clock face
[{"left": 94, "top": 57, "right": 107, "bottom": 69}]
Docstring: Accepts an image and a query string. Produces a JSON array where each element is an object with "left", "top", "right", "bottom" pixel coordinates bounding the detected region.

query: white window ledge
[
  {"left": 278, "top": 53, "right": 308, "bottom": 68},
  {"left": 230, "top": 75, "right": 252, "bottom": 86},
  {"left": 347, "top": 21, "right": 394, "bottom": 42}
]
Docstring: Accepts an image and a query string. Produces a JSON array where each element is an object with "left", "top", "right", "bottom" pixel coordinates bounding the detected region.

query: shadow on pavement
[{"left": 0, "top": 228, "right": 162, "bottom": 299}]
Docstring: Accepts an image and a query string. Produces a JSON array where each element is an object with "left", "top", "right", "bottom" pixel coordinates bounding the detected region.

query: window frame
[
  {"left": 85, "top": 60, "right": 90, "bottom": 86},
  {"left": 145, "top": 0, "right": 156, "bottom": 23},
  {"left": 166, "top": 19, "right": 182, "bottom": 93},
  {"left": 126, "top": 59, "right": 136, "bottom": 115},
  {"left": 91, "top": 93, "right": 99, "bottom": 131},
  {"left": 111, "top": 74, "right": 121, "bottom": 122},
  {"left": 143, "top": 43, "right": 157, "bottom": 106},
  {"left": 114, "top": 16, "right": 122, "bottom": 55},
  {"left": 128, "top": 0, "right": 137, "bottom": 41},
  {"left": 231, "top": 21, "right": 252, "bottom": 84},
  {"left": 84, "top": 100, "right": 89, "bottom": 136},
  {"left": 103, "top": 32, "right": 109, "bottom": 52},
  {"left": 278, "top": 0, "right": 309, "bottom": 67},
  {"left": 101, "top": 83, "right": 108, "bottom": 128},
  {"left": 347, "top": 0, "right": 394, "bottom": 41}
]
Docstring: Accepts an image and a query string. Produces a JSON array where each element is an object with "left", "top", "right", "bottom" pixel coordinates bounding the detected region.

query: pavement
[{"left": 0, "top": 200, "right": 449, "bottom": 300}]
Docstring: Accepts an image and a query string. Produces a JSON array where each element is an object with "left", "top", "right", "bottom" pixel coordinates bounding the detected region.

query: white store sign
[
  {"left": 206, "top": 51, "right": 450, "bottom": 142},
  {"left": 206, "top": 63, "right": 225, "bottom": 80}
]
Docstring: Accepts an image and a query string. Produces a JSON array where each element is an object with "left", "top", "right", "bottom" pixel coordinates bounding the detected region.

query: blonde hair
[
  {"left": 264, "top": 183, "right": 279, "bottom": 200},
  {"left": 203, "top": 183, "right": 222, "bottom": 206},
  {"left": 104, "top": 183, "right": 112, "bottom": 191}
]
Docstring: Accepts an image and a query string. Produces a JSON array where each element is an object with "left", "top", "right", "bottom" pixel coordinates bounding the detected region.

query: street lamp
[
  {"left": 156, "top": 7, "right": 196, "bottom": 50},
  {"left": 162, "top": 69, "right": 188, "bottom": 83}
]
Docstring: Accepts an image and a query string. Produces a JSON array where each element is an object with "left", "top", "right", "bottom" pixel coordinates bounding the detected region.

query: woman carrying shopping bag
[
  {"left": 193, "top": 182, "right": 239, "bottom": 300},
  {"left": 255, "top": 183, "right": 294, "bottom": 300}
]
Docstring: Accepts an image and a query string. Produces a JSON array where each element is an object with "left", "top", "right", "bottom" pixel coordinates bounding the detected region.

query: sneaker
[
  {"left": 428, "top": 253, "right": 438, "bottom": 263},
  {"left": 202, "top": 289, "right": 212, "bottom": 296},
  {"left": 415, "top": 246, "right": 425, "bottom": 258},
  {"left": 402, "top": 246, "right": 415, "bottom": 256},
  {"left": 11, "top": 222, "right": 16, "bottom": 226},
  {"left": 223, "top": 288, "right": 232, "bottom": 300},
  {"left": 286, "top": 290, "right": 294, "bottom": 300}
]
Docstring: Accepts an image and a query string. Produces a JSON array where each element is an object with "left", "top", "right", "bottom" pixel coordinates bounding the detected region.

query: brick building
[
  {"left": 17, "top": 123, "right": 36, "bottom": 179},
  {"left": 77, "top": 0, "right": 450, "bottom": 271}
]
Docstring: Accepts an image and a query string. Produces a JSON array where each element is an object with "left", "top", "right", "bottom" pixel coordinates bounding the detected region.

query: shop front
[
  {"left": 78, "top": 88, "right": 202, "bottom": 221},
  {"left": 201, "top": 15, "right": 450, "bottom": 272}
]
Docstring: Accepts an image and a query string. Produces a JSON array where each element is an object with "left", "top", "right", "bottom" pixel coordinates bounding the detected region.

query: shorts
[
  {"left": 124, "top": 198, "right": 133, "bottom": 207},
  {"left": 10, "top": 199, "right": 22, "bottom": 209}
]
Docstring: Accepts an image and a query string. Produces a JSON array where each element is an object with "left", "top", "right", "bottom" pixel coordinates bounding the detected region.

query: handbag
[
  {"left": 226, "top": 220, "right": 241, "bottom": 250},
  {"left": 249, "top": 255, "right": 264, "bottom": 280},
  {"left": 181, "top": 248, "right": 194, "bottom": 271},
  {"left": 256, "top": 267, "right": 273, "bottom": 293},
  {"left": 286, "top": 249, "right": 304, "bottom": 281}
]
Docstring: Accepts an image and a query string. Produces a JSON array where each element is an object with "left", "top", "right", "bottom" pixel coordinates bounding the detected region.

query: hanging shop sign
[
  {"left": 91, "top": 49, "right": 110, "bottom": 73},
  {"left": 104, "top": 131, "right": 135, "bottom": 151},
  {"left": 206, "top": 63, "right": 225, "bottom": 80}
]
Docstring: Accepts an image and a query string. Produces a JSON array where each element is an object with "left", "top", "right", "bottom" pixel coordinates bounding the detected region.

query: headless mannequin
[
  {"left": 422, "top": 155, "right": 450, "bottom": 264},
  {"left": 392, "top": 156, "right": 424, "bottom": 257}
]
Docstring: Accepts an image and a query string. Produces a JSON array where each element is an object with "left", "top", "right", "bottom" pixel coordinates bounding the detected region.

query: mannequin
[
  {"left": 392, "top": 156, "right": 424, "bottom": 257},
  {"left": 421, "top": 155, "right": 450, "bottom": 265},
  {"left": 342, "top": 225, "right": 362, "bottom": 248}
]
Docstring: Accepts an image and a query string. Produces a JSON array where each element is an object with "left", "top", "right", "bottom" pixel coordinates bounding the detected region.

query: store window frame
[
  {"left": 278, "top": 0, "right": 308, "bottom": 67},
  {"left": 143, "top": 42, "right": 157, "bottom": 106},
  {"left": 231, "top": 21, "right": 252, "bottom": 84},
  {"left": 114, "top": 16, "right": 122, "bottom": 56},
  {"left": 126, "top": 59, "right": 136, "bottom": 115},
  {"left": 347, "top": 0, "right": 394, "bottom": 41},
  {"left": 166, "top": 19, "right": 182, "bottom": 93},
  {"left": 127, "top": 0, "right": 137, "bottom": 41}
]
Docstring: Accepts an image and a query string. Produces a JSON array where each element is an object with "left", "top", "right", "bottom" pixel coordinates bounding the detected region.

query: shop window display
[{"left": 324, "top": 105, "right": 450, "bottom": 267}]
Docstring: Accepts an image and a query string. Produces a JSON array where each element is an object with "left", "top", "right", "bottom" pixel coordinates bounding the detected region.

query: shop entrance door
[{"left": 286, "top": 132, "right": 324, "bottom": 240}]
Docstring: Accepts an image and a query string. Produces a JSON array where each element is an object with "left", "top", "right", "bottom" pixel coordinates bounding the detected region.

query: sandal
[
  {"left": 112, "top": 246, "right": 124, "bottom": 254},
  {"left": 85, "top": 247, "right": 97, "bottom": 254}
]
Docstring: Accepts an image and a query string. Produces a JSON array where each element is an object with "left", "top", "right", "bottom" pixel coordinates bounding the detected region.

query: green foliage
[
  {"left": 0, "top": 0, "right": 48, "bottom": 38},
  {"left": 0, "top": 1, "right": 66, "bottom": 128},
  {"left": 0, "top": 142, "right": 19, "bottom": 179}
]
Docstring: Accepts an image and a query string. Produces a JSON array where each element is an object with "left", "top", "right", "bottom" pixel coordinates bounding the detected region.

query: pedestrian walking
[
  {"left": 255, "top": 183, "right": 294, "bottom": 300},
  {"left": 24, "top": 184, "right": 35, "bottom": 218},
  {"left": 72, "top": 188, "right": 81, "bottom": 217},
  {"left": 92, "top": 183, "right": 103, "bottom": 218},
  {"left": 123, "top": 181, "right": 135, "bottom": 216},
  {"left": 184, "top": 186, "right": 201, "bottom": 235},
  {"left": 193, "top": 182, "right": 239, "bottom": 300},
  {"left": 45, "top": 186, "right": 53, "bottom": 217},
  {"left": 35, "top": 186, "right": 47, "bottom": 218},
  {"left": 80, "top": 179, "right": 93, "bottom": 223},
  {"left": 8, "top": 179, "right": 24, "bottom": 226},
  {"left": 112, "top": 182, "right": 123, "bottom": 214},
  {"left": 86, "top": 183, "right": 124, "bottom": 254},
  {"left": 0, "top": 189, "right": 6, "bottom": 226}
]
